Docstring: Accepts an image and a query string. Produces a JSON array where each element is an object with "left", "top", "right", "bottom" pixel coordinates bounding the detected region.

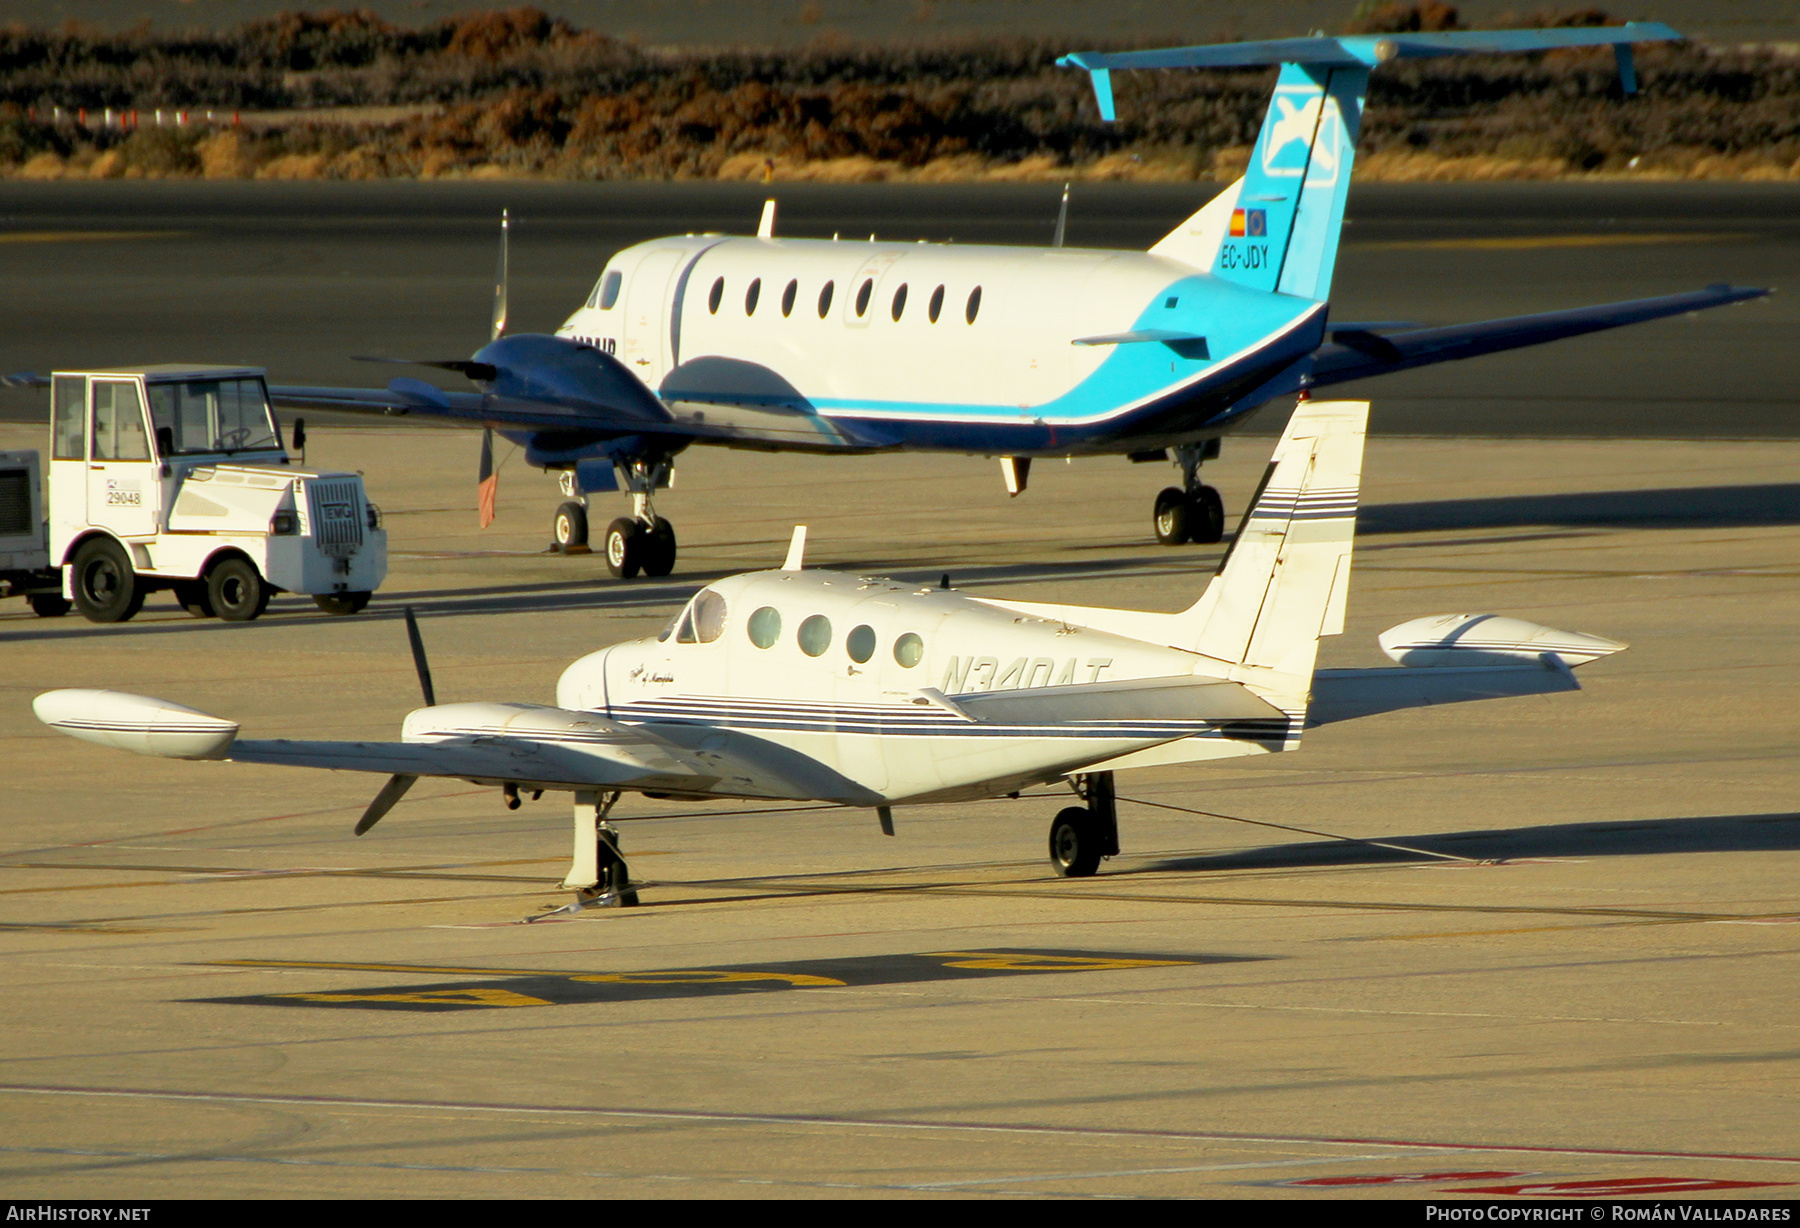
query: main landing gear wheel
[
  {"left": 313, "top": 591, "right": 371, "bottom": 616},
  {"left": 640, "top": 517, "right": 676, "bottom": 578},
  {"left": 70, "top": 537, "right": 145, "bottom": 623},
  {"left": 553, "top": 501, "right": 589, "bottom": 553},
  {"left": 1152, "top": 485, "right": 1225, "bottom": 546},
  {"left": 207, "top": 557, "right": 271, "bottom": 622},
  {"left": 603, "top": 517, "right": 643, "bottom": 579},
  {"left": 582, "top": 825, "right": 639, "bottom": 907},
  {"left": 1049, "top": 806, "right": 1104, "bottom": 878}
]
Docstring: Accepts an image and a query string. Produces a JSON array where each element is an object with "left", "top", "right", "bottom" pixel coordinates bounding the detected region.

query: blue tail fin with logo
[{"left": 1060, "top": 23, "right": 1679, "bottom": 303}]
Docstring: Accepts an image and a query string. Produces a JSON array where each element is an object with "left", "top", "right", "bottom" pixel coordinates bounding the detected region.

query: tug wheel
[
  {"left": 27, "top": 592, "right": 70, "bottom": 618},
  {"left": 207, "top": 557, "right": 270, "bottom": 622},
  {"left": 70, "top": 537, "right": 144, "bottom": 623},
  {"left": 313, "top": 591, "right": 371, "bottom": 616}
]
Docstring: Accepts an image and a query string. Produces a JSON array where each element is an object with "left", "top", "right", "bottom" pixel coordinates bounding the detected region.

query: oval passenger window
[
  {"left": 745, "top": 278, "right": 761, "bottom": 316},
  {"left": 890, "top": 284, "right": 907, "bottom": 322},
  {"left": 747, "top": 606, "right": 782, "bottom": 648},
  {"left": 782, "top": 279, "right": 798, "bottom": 317},
  {"left": 928, "top": 285, "right": 944, "bottom": 323},
  {"left": 708, "top": 277, "right": 724, "bottom": 314},
  {"left": 847, "top": 624, "right": 876, "bottom": 663},
  {"left": 855, "top": 279, "right": 873, "bottom": 317},
  {"left": 893, "top": 632, "right": 924, "bottom": 668},
  {"left": 798, "top": 614, "right": 832, "bottom": 657},
  {"left": 817, "top": 281, "right": 835, "bottom": 318},
  {"left": 965, "top": 286, "right": 982, "bottom": 324},
  {"left": 694, "top": 589, "right": 728, "bottom": 642}
]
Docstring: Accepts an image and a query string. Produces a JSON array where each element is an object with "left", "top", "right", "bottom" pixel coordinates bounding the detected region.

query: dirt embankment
[{"left": 0, "top": 5, "right": 1795, "bottom": 183}]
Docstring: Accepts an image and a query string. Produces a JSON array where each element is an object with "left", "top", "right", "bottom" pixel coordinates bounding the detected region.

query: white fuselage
[
  {"left": 553, "top": 233, "right": 1311, "bottom": 439},
  {"left": 548, "top": 569, "right": 1289, "bottom": 805}
]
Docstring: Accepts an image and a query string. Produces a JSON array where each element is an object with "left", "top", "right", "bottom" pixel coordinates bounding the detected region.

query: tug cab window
[
  {"left": 145, "top": 378, "right": 280, "bottom": 456},
  {"left": 91, "top": 380, "right": 150, "bottom": 461}
]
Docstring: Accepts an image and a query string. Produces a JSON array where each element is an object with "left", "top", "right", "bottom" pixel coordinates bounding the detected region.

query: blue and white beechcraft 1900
[
  {"left": 34, "top": 398, "right": 1626, "bottom": 907},
  {"left": 272, "top": 20, "right": 1764, "bottom": 579}
]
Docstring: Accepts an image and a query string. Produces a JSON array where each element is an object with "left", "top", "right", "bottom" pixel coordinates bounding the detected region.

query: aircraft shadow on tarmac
[{"left": 1137, "top": 812, "right": 1800, "bottom": 874}]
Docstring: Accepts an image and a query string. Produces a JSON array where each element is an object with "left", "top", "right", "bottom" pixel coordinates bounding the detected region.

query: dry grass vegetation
[{"left": 0, "top": 4, "right": 1794, "bottom": 182}]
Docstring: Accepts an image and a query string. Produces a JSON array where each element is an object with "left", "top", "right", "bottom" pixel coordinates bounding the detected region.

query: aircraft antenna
[
  {"left": 1053, "top": 182, "right": 1070, "bottom": 248},
  {"left": 491, "top": 208, "right": 509, "bottom": 342}
]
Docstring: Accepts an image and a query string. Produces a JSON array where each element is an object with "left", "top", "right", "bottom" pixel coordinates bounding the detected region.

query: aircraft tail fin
[
  {"left": 1065, "top": 23, "right": 1680, "bottom": 300},
  {"left": 1176, "top": 399, "right": 1368, "bottom": 703}
]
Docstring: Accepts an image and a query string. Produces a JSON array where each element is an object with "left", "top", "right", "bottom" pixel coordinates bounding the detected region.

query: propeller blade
[
  {"left": 403, "top": 606, "right": 437, "bottom": 707},
  {"left": 491, "top": 208, "right": 509, "bottom": 342},
  {"left": 1053, "top": 181, "right": 1070, "bottom": 248},
  {"left": 477, "top": 427, "right": 497, "bottom": 529},
  {"left": 354, "top": 773, "right": 419, "bottom": 836}
]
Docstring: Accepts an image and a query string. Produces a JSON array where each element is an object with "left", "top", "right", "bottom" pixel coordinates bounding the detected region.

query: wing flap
[
  {"left": 954, "top": 673, "right": 1284, "bottom": 724},
  {"left": 227, "top": 734, "right": 714, "bottom": 791}
]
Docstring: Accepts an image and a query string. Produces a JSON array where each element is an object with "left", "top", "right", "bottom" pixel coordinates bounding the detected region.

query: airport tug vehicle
[
  {"left": 35, "top": 399, "right": 1627, "bottom": 905},
  {"left": 3, "top": 365, "right": 385, "bottom": 622}
]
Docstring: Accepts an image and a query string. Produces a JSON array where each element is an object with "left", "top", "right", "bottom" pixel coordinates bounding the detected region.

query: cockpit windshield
[{"left": 146, "top": 378, "right": 281, "bottom": 456}]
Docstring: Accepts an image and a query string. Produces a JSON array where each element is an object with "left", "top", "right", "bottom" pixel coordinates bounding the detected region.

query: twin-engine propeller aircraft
[
  {"left": 35, "top": 397, "right": 1627, "bottom": 907},
  {"left": 270, "top": 21, "right": 1762, "bottom": 578}
]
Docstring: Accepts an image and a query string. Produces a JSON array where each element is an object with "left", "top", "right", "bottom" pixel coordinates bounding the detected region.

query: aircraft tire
[
  {"left": 553, "top": 501, "right": 589, "bottom": 553},
  {"left": 603, "top": 518, "right": 643, "bottom": 580},
  {"left": 1153, "top": 488, "right": 1191, "bottom": 546},
  {"left": 597, "top": 828, "right": 638, "bottom": 906},
  {"left": 207, "top": 557, "right": 270, "bottom": 622},
  {"left": 26, "top": 592, "right": 70, "bottom": 618},
  {"left": 1189, "top": 485, "right": 1226, "bottom": 544},
  {"left": 70, "top": 537, "right": 145, "bottom": 623},
  {"left": 1049, "top": 806, "right": 1103, "bottom": 878},
  {"left": 641, "top": 518, "right": 677, "bottom": 578},
  {"left": 314, "top": 591, "right": 371, "bottom": 616}
]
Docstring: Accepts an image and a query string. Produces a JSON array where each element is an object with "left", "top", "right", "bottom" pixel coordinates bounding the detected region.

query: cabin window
[
  {"left": 854, "top": 278, "right": 873, "bottom": 317},
  {"left": 781, "top": 279, "right": 798, "bottom": 317},
  {"left": 893, "top": 632, "right": 924, "bottom": 668},
  {"left": 744, "top": 278, "right": 761, "bottom": 316},
  {"left": 708, "top": 277, "right": 724, "bottom": 314},
  {"left": 694, "top": 589, "right": 727, "bottom": 643},
  {"left": 928, "top": 285, "right": 944, "bottom": 323},
  {"left": 598, "top": 270, "right": 622, "bottom": 310},
  {"left": 747, "top": 606, "right": 781, "bottom": 649},
  {"left": 817, "top": 281, "right": 835, "bottom": 318},
  {"left": 890, "top": 284, "right": 907, "bottom": 322},
  {"left": 965, "top": 286, "right": 982, "bottom": 324},
  {"left": 846, "top": 624, "right": 876, "bottom": 663},
  {"left": 798, "top": 614, "right": 832, "bottom": 657}
]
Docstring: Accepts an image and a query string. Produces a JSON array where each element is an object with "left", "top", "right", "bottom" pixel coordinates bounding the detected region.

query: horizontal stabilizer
[
  {"left": 1307, "top": 663, "right": 1579, "bottom": 727},
  {"left": 1380, "top": 614, "right": 1626, "bottom": 668},
  {"left": 953, "top": 673, "right": 1282, "bottom": 725}
]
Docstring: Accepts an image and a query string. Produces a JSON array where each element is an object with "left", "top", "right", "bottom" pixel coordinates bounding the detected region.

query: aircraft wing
[
  {"left": 1306, "top": 663, "right": 1579, "bottom": 727},
  {"left": 1306, "top": 285, "right": 1768, "bottom": 389}
]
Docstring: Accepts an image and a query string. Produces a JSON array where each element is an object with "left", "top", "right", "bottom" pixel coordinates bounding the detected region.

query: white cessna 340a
[{"left": 34, "top": 398, "right": 1624, "bottom": 906}]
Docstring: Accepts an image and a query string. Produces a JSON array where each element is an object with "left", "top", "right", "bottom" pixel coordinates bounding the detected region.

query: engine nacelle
[
  {"left": 33, "top": 689, "right": 238, "bottom": 759},
  {"left": 1378, "top": 614, "right": 1626, "bottom": 669}
]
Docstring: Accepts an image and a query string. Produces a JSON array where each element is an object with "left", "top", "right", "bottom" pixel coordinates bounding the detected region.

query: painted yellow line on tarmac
[
  {"left": 0, "top": 230, "right": 186, "bottom": 244},
  {"left": 1354, "top": 232, "right": 1746, "bottom": 251}
]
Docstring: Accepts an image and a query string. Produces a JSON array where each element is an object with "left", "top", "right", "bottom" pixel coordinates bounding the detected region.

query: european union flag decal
[{"left": 1245, "top": 208, "right": 1267, "bottom": 237}]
